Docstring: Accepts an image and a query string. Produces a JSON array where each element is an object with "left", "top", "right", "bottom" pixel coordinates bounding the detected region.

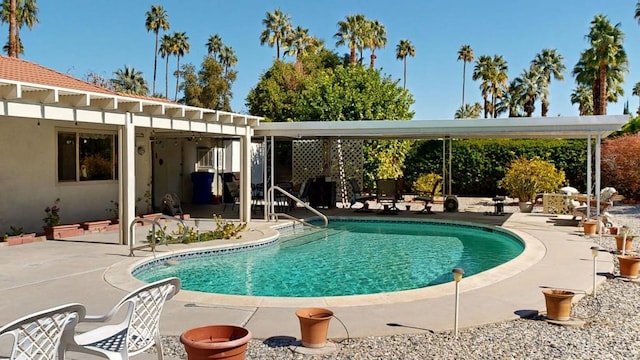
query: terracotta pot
[
  {"left": 583, "top": 221, "right": 598, "bottom": 235},
  {"left": 618, "top": 256, "right": 640, "bottom": 278},
  {"left": 615, "top": 235, "right": 635, "bottom": 252},
  {"left": 296, "top": 307, "right": 333, "bottom": 348},
  {"left": 542, "top": 289, "right": 575, "bottom": 321},
  {"left": 610, "top": 227, "right": 618, "bottom": 235},
  {"left": 180, "top": 325, "right": 252, "bottom": 360}
]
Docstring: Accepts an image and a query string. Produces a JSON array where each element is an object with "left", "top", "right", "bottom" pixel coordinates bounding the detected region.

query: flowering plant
[{"left": 43, "top": 198, "right": 61, "bottom": 226}]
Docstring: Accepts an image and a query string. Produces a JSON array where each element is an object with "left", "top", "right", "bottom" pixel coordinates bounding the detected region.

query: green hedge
[{"left": 404, "top": 139, "right": 589, "bottom": 196}]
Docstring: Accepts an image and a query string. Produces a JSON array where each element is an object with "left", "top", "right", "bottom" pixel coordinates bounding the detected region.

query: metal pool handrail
[
  {"left": 129, "top": 215, "right": 187, "bottom": 257},
  {"left": 267, "top": 185, "right": 328, "bottom": 228}
]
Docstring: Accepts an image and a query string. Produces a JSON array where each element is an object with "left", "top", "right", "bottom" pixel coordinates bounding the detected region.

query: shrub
[
  {"left": 602, "top": 134, "right": 640, "bottom": 200},
  {"left": 498, "top": 157, "right": 565, "bottom": 202},
  {"left": 412, "top": 173, "right": 442, "bottom": 196}
]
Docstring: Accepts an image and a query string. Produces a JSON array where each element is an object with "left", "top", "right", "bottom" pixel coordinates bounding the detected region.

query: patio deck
[{"left": 0, "top": 198, "right": 614, "bottom": 359}]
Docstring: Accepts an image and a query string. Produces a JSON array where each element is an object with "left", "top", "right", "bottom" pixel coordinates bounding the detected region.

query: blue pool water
[{"left": 134, "top": 219, "right": 524, "bottom": 297}]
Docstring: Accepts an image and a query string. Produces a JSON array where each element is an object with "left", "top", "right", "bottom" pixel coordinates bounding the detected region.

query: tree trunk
[
  {"left": 461, "top": 62, "right": 466, "bottom": 108},
  {"left": 153, "top": 32, "right": 159, "bottom": 96},
  {"left": 403, "top": 58, "right": 407, "bottom": 89},
  {"left": 541, "top": 97, "right": 548, "bottom": 117},
  {"left": 8, "top": 0, "right": 17, "bottom": 57},
  {"left": 597, "top": 64, "right": 607, "bottom": 115},
  {"left": 174, "top": 56, "right": 181, "bottom": 101}
]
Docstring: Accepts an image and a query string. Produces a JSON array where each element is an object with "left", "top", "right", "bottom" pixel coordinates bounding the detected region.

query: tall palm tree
[
  {"left": 364, "top": 20, "right": 386, "bottom": 69},
  {"left": 259, "top": 9, "right": 291, "bottom": 60},
  {"left": 145, "top": 5, "right": 169, "bottom": 96},
  {"left": 111, "top": 65, "right": 149, "bottom": 95},
  {"left": 512, "top": 66, "right": 544, "bottom": 117},
  {"left": 457, "top": 45, "right": 474, "bottom": 108},
  {"left": 531, "top": 49, "right": 565, "bottom": 117},
  {"left": 472, "top": 55, "right": 492, "bottom": 118},
  {"left": 496, "top": 79, "right": 523, "bottom": 117},
  {"left": 335, "top": 14, "right": 366, "bottom": 65},
  {"left": 2, "top": 0, "right": 38, "bottom": 57},
  {"left": 635, "top": 1, "right": 640, "bottom": 24},
  {"left": 488, "top": 55, "right": 509, "bottom": 118},
  {"left": 573, "top": 15, "right": 628, "bottom": 115},
  {"left": 218, "top": 45, "right": 237, "bottom": 76},
  {"left": 570, "top": 85, "right": 593, "bottom": 115},
  {"left": 395, "top": 39, "right": 415, "bottom": 89},
  {"left": 171, "top": 31, "right": 190, "bottom": 101},
  {"left": 632, "top": 81, "right": 640, "bottom": 115},
  {"left": 159, "top": 33, "right": 173, "bottom": 98},
  {"left": 206, "top": 33, "right": 223, "bottom": 58}
]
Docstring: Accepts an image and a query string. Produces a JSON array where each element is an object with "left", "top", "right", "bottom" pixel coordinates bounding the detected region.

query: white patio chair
[
  {"left": 65, "top": 277, "right": 181, "bottom": 360},
  {"left": 0, "top": 302, "right": 85, "bottom": 360}
]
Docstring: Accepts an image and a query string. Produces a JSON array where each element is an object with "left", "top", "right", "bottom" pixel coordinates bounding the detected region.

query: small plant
[
  {"left": 498, "top": 157, "right": 566, "bottom": 202},
  {"left": 211, "top": 214, "right": 246, "bottom": 240},
  {"left": 146, "top": 225, "right": 168, "bottom": 243},
  {"left": 105, "top": 200, "right": 119, "bottom": 218},
  {"left": 43, "top": 198, "right": 61, "bottom": 226},
  {"left": 162, "top": 214, "right": 247, "bottom": 244}
]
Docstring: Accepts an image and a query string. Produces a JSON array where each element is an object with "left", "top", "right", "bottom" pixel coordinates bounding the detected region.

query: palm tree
[
  {"left": 488, "top": 55, "right": 509, "bottom": 118},
  {"left": 159, "top": 33, "right": 173, "bottom": 98},
  {"left": 218, "top": 45, "right": 237, "bottom": 76},
  {"left": 335, "top": 14, "right": 366, "bottom": 65},
  {"left": 457, "top": 45, "right": 474, "bottom": 108},
  {"left": 111, "top": 65, "right": 149, "bottom": 95},
  {"left": 395, "top": 39, "right": 415, "bottom": 89},
  {"left": 364, "top": 20, "right": 386, "bottom": 69},
  {"left": 206, "top": 33, "right": 223, "bottom": 58},
  {"left": 145, "top": 5, "right": 169, "bottom": 96},
  {"left": 496, "top": 79, "right": 523, "bottom": 117},
  {"left": 454, "top": 103, "right": 482, "bottom": 119},
  {"left": 632, "top": 82, "right": 640, "bottom": 115},
  {"left": 284, "top": 26, "right": 317, "bottom": 71},
  {"left": 635, "top": 1, "right": 640, "bottom": 23},
  {"left": 531, "top": 49, "right": 565, "bottom": 117},
  {"left": 472, "top": 55, "right": 492, "bottom": 118},
  {"left": 259, "top": 9, "right": 291, "bottom": 60},
  {"left": 570, "top": 85, "right": 593, "bottom": 115},
  {"left": 512, "top": 66, "right": 544, "bottom": 117},
  {"left": 171, "top": 31, "right": 190, "bottom": 101},
  {"left": 2, "top": 0, "right": 38, "bottom": 57},
  {"left": 573, "top": 15, "right": 628, "bottom": 115}
]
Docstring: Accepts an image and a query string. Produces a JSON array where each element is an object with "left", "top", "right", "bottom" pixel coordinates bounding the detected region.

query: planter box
[
  {"left": 4, "top": 233, "right": 37, "bottom": 246},
  {"left": 80, "top": 220, "right": 112, "bottom": 232},
  {"left": 43, "top": 224, "right": 83, "bottom": 240}
]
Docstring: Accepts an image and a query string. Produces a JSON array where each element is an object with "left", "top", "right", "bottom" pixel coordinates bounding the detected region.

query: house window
[{"left": 57, "top": 131, "right": 118, "bottom": 182}]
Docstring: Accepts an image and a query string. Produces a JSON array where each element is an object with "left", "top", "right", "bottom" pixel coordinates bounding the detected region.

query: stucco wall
[{"left": 0, "top": 117, "right": 151, "bottom": 235}]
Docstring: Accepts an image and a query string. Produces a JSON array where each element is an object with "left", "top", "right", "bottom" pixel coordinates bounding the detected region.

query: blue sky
[{"left": 10, "top": 1, "right": 640, "bottom": 119}]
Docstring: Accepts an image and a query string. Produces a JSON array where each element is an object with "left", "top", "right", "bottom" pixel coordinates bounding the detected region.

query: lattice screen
[{"left": 292, "top": 139, "right": 364, "bottom": 205}]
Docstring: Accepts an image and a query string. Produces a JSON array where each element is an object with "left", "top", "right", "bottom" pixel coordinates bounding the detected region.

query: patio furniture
[
  {"left": 414, "top": 179, "right": 442, "bottom": 214},
  {"left": 65, "top": 277, "right": 181, "bottom": 360},
  {"left": 348, "top": 178, "right": 376, "bottom": 212},
  {"left": 223, "top": 182, "right": 239, "bottom": 211},
  {"left": 0, "top": 303, "right": 85, "bottom": 360},
  {"left": 376, "top": 179, "right": 400, "bottom": 214},
  {"left": 308, "top": 177, "right": 337, "bottom": 209}
]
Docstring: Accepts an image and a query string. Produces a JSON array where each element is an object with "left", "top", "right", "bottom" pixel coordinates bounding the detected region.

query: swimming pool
[{"left": 133, "top": 218, "right": 524, "bottom": 297}]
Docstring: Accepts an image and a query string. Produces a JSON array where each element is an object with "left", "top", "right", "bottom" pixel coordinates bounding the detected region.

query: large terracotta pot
[
  {"left": 582, "top": 221, "right": 598, "bottom": 235},
  {"left": 615, "top": 235, "right": 635, "bottom": 252},
  {"left": 296, "top": 307, "right": 333, "bottom": 348},
  {"left": 618, "top": 256, "right": 640, "bottom": 279},
  {"left": 542, "top": 289, "right": 575, "bottom": 321},
  {"left": 180, "top": 325, "right": 252, "bottom": 360}
]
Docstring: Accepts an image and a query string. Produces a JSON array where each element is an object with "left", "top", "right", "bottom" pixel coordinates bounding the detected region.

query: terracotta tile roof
[
  {"left": 0, "top": 56, "right": 178, "bottom": 104},
  {"left": 0, "top": 55, "right": 115, "bottom": 95}
]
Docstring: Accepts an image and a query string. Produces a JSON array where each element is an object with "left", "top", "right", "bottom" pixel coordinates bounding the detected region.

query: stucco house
[{"left": 0, "top": 56, "right": 261, "bottom": 244}]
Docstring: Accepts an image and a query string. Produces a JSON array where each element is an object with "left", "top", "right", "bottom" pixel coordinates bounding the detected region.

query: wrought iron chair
[
  {"left": 65, "top": 277, "right": 181, "bottom": 360},
  {"left": 0, "top": 303, "right": 85, "bottom": 360},
  {"left": 348, "top": 178, "right": 376, "bottom": 212}
]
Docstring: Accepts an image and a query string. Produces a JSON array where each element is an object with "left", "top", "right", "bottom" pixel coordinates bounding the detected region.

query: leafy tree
[
  {"left": 632, "top": 82, "right": 640, "bottom": 115},
  {"left": 395, "top": 39, "right": 415, "bottom": 89},
  {"left": 171, "top": 31, "right": 190, "bottom": 101},
  {"left": 111, "top": 65, "right": 149, "bottom": 95},
  {"left": 498, "top": 157, "right": 566, "bottom": 202},
  {"left": 573, "top": 15, "right": 628, "bottom": 115},
  {"left": 335, "top": 14, "right": 366, "bottom": 65},
  {"left": 2, "top": 0, "right": 37, "bottom": 57},
  {"left": 457, "top": 45, "right": 474, "bottom": 108},
  {"left": 602, "top": 134, "right": 640, "bottom": 200},
  {"left": 531, "top": 49, "right": 565, "bottom": 117},
  {"left": 260, "top": 8, "right": 291, "bottom": 60},
  {"left": 145, "top": 5, "right": 169, "bottom": 96}
]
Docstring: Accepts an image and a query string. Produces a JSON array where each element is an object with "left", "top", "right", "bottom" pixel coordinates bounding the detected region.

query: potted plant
[
  {"left": 42, "top": 198, "right": 82, "bottom": 239},
  {"left": 295, "top": 307, "right": 334, "bottom": 348},
  {"left": 180, "top": 324, "right": 252, "bottom": 360},
  {"left": 615, "top": 227, "right": 634, "bottom": 252},
  {"left": 542, "top": 289, "right": 575, "bottom": 321},
  {"left": 618, "top": 255, "right": 640, "bottom": 278},
  {"left": 498, "top": 157, "right": 566, "bottom": 213}
]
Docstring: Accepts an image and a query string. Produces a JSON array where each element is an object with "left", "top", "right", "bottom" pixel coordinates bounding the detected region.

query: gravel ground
[{"left": 156, "top": 204, "right": 640, "bottom": 359}]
